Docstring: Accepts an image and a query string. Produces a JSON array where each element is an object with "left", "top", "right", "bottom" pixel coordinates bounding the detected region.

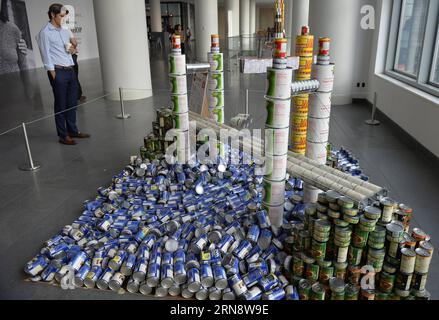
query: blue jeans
[{"left": 48, "top": 68, "right": 79, "bottom": 139}]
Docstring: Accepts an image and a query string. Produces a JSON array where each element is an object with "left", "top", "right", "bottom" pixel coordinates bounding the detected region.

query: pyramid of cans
[
  {"left": 327, "top": 145, "right": 370, "bottom": 182},
  {"left": 169, "top": 35, "right": 190, "bottom": 162},
  {"left": 263, "top": 31, "right": 293, "bottom": 229},
  {"left": 207, "top": 34, "right": 225, "bottom": 125},
  {"left": 287, "top": 190, "right": 433, "bottom": 300},
  {"left": 290, "top": 26, "right": 314, "bottom": 155},
  {"left": 24, "top": 137, "right": 308, "bottom": 300}
]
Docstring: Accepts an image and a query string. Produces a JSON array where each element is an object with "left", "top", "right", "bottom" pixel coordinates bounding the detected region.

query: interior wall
[
  {"left": 24, "top": 0, "right": 99, "bottom": 69},
  {"left": 218, "top": 4, "right": 226, "bottom": 39},
  {"left": 352, "top": 0, "right": 376, "bottom": 99},
  {"left": 369, "top": 0, "right": 439, "bottom": 158},
  {"left": 258, "top": 6, "right": 275, "bottom": 30}
]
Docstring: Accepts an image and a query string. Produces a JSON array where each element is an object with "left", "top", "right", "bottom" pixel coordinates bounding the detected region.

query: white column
[
  {"left": 93, "top": 0, "right": 152, "bottom": 100},
  {"left": 309, "top": 0, "right": 359, "bottom": 105},
  {"left": 291, "top": 0, "right": 309, "bottom": 51},
  {"left": 225, "top": 0, "right": 240, "bottom": 37},
  {"left": 255, "top": 5, "right": 260, "bottom": 32},
  {"left": 150, "top": 0, "right": 162, "bottom": 32},
  {"left": 240, "top": 0, "right": 250, "bottom": 50},
  {"left": 195, "top": 0, "right": 218, "bottom": 62},
  {"left": 285, "top": 0, "right": 293, "bottom": 55},
  {"left": 249, "top": 0, "right": 256, "bottom": 34}
]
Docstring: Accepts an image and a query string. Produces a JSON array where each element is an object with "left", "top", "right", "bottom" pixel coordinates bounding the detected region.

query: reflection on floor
[{"left": 0, "top": 54, "right": 438, "bottom": 299}]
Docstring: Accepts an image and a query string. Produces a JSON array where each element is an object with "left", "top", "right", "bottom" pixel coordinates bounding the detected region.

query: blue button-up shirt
[{"left": 37, "top": 22, "right": 74, "bottom": 71}]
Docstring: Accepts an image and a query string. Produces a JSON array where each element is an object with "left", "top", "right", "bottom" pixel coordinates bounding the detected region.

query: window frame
[{"left": 385, "top": 0, "right": 439, "bottom": 97}]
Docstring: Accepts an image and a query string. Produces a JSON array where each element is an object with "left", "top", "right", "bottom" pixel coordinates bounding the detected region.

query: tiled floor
[{"left": 0, "top": 52, "right": 437, "bottom": 299}]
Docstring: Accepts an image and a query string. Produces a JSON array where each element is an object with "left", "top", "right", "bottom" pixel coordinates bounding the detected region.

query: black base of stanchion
[
  {"left": 19, "top": 163, "right": 41, "bottom": 171},
  {"left": 116, "top": 114, "right": 131, "bottom": 119},
  {"left": 365, "top": 119, "right": 381, "bottom": 126}
]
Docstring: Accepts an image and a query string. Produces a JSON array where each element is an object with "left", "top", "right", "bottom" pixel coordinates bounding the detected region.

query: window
[
  {"left": 386, "top": 0, "right": 439, "bottom": 96},
  {"left": 430, "top": 30, "right": 439, "bottom": 86}
]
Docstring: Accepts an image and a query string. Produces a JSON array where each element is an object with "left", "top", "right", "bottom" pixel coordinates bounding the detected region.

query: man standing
[{"left": 37, "top": 3, "right": 90, "bottom": 145}]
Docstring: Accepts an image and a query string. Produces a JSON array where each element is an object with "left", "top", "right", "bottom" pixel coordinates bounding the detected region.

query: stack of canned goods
[
  {"left": 264, "top": 35, "right": 293, "bottom": 229},
  {"left": 141, "top": 108, "right": 174, "bottom": 161},
  {"left": 317, "top": 38, "right": 331, "bottom": 66},
  {"left": 24, "top": 138, "right": 305, "bottom": 300},
  {"left": 327, "top": 146, "right": 369, "bottom": 181},
  {"left": 284, "top": 190, "right": 433, "bottom": 300},
  {"left": 169, "top": 35, "right": 190, "bottom": 163},
  {"left": 290, "top": 26, "right": 314, "bottom": 155},
  {"left": 207, "top": 34, "right": 224, "bottom": 125}
]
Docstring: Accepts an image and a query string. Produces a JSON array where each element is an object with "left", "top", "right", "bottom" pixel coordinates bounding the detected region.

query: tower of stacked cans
[
  {"left": 263, "top": 10, "right": 293, "bottom": 228},
  {"left": 303, "top": 37, "right": 336, "bottom": 203},
  {"left": 169, "top": 35, "right": 190, "bottom": 163},
  {"left": 285, "top": 191, "right": 433, "bottom": 300},
  {"left": 290, "top": 26, "right": 314, "bottom": 155},
  {"left": 207, "top": 34, "right": 225, "bottom": 125}
]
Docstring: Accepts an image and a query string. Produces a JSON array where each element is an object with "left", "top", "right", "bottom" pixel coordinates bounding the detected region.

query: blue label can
[
  {"left": 247, "top": 225, "right": 260, "bottom": 244},
  {"left": 74, "top": 263, "right": 91, "bottom": 286},
  {"left": 261, "top": 245, "right": 279, "bottom": 260},
  {"left": 162, "top": 252, "right": 173, "bottom": 265},
  {"left": 285, "top": 285, "right": 300, "bottom": 300},
  {"left": 25, "top": 255, "right": 49, "bottom": 276},
  {"left": 84, "top": 266, "right": 103, "bottom": 288},
  {"left": 174, "top": 261, "right": 187, "bottom": 285},
  {"left": 217, "top": 234, "right": 235, "bottom": 253},
  {"left": 262, "top": 287, "right": 285, "bottom": 300},
  {"left": 174, "top": 249, "right": 186, "bottom": 264},
  {"left": 146, "top": 262, "right": 160, "bottom": 287},
  {"left": 256, "top": 210, "right": 271, "bottom": 229},
  {"left": 243, "top": 287, "right": 262, "bottom": 300},
  {"left": 121, "top": 254, "right": 137, "bottom": 276},
  {"left": 228, "top": 274, "right": 248, "bottom": 297},
  {"left": 200, "top": 263, "right": 214, "bottom": 288},
  {"left": 258, "top": 273, "right": 279, "bottom": 291},
  {"left": 41, "top": 264, "right": 58, "bottom": 282},
  {"left": 69, "top": 251, "right": 88, "bottom": 272},
  {"left": 233, "top": 240, "right": 253, "bottom": 260},
  {"left": 243, "top": 268, "right": 264, "bottom": 287},
  {"left": 187, "top": 268, "right": 201, "bottom": 293},
  {"left": 213, "top": 264, "right": 228, "bottom": 290}
]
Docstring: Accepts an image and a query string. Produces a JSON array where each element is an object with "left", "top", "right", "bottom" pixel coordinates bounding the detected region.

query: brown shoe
[
  {"left": 70, "top": 132, "right": 91, "bottom": 139},
  {"left": 59, "top": 136, "right": 77, "bottom": 145}
]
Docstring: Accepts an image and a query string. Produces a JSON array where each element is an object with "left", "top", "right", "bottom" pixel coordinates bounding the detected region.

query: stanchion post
[
  {"left": 365, "top": 92, "right": 381, "bottom": 126},
  {"left": 116, "top": 87, "right": 131, "bottom": 119},
  {"left": 19, "top": 123, "right": 41, "bottom": 172},
  {"left": 245, "top": 89, "right": 249, "bottom": 115}
]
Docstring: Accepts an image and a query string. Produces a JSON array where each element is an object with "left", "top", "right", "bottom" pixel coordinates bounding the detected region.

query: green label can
[
  {"left": 170, "top": 74, "right": 187, "bottom": 94},
  {"left": 379, "top": 271, "right": 396, "bottom": 293},
  {"left": 266, "top": 68, "right": 293, "bottom": 100},
  {"left": 310, "top": 283, "right": 325, "bottom": 300},
  {"left": 208, "top": 72, "right": 224, "bottom": 91},
  {"left": 169, "top": 54, "right": 186, "bottom": 75},
  {"left": 298, "top": 279, "right": 311, "bottom": 300},
  {"left": 208, "top": 106, "right": 225, "bottom": 124},
  {"left": 348, "top": 246, "right": 363, "bottom": 266},
  {"left": 311, "top": 239, "right": 327, "bottom": 260},
  {"left": 207, "top": 90, "right": 224, "bottom": 108},
  {"left": 306, "top": 263, "right": 320, "bottom": 281},
  {"left": 265, "top": 98, "right": 291, "bottom": 129},
  {"left": 208, "top": 52, "right": 224, "bottom": 72},
  {"left": 171, "top": 94, "right": 189, "bottom": 114}
]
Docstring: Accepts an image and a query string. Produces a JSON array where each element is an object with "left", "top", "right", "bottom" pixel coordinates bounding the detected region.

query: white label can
[
  {"left": 170, "top": 74, "right": 187, "bottom": 95},
  {"left": 208, "top": 72, "right": 224, "bottom": 91},
  {"left": 266, "top": 68, "right": 293, "bottom": 100},
  {"left": 265, "top": 97, "right": 291, "bottom": 129},
  {"left": 264, "top": 154, "right": 288, "bottom": 181},
  {"left": 307, "top": 117, "right": 330, "bottom": 143},
  {"left": 169, "top": 54, "right": 186, "bottom": 75},
  {"left": 208, "top": 90, "right": 224, "bottom": 108},
  {"left": 208, "top": 53, "right": 224, "bottom": 72},
  {"left": 262, "top": 179, "right": 286, "bottom": 206},
  {"left": 265, "top": 127, "right": 289, "bottom": 156},
  {"left": 171, "top": 94, "right": 189, "bottom": 114},
  {"left": 309, "top": 92, "right": 332, "bottom": 119}
]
